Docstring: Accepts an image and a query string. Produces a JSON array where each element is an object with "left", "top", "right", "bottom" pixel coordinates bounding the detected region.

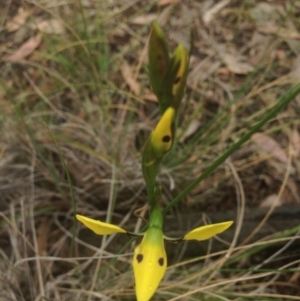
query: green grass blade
[{"left": 163, "top": 84, "right": 300, "bottom": 214}]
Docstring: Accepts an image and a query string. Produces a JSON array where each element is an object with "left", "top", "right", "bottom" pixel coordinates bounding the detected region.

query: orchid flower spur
[{"left": 76, "top": 205, "right": 233, "bottom": 301}]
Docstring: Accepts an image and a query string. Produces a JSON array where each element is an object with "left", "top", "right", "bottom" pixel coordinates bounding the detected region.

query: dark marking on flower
[
  {"left": 158, "top": 257, "right": 164, "bottom": 266},
  {"left": 162, "top": 135, "right": 171, "bottom": 143},
  {"left": 136, "top": 254, "right": 143, "bottom": 263},
  {"left": 174, "top": 77, "right": 181, "bottom": 84}
]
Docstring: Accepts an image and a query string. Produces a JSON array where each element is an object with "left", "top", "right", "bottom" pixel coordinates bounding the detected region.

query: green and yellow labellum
[
  {"left": 133, "top": 204, "right": 166, "bottom": 301},
  {"left": 151, "top": 107, "right": 175, "bottom": 158},
  {"left": 148, "top": 20, "right": 170, "bottom": 98}
]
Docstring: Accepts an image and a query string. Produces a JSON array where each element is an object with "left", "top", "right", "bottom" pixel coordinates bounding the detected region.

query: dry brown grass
[{"left": 1, "top": 0, "right": 300, "bottom": 300}]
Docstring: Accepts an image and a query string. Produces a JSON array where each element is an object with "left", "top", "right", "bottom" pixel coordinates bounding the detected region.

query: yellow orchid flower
[{"left": 76, "top": 208, "right": 233, "bottom": 301}]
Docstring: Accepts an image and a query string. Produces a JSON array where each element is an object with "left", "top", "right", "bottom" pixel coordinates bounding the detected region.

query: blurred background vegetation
[{"left": 1, "top": 0, "right": 300, "bottom": 300}]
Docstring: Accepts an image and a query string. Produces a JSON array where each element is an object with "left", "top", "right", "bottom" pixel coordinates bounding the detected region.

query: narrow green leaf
[{"left": 164, "top": 84, "right": 300, "bottom": 213}]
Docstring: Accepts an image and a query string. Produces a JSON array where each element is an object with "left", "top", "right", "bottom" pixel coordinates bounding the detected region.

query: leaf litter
[
  {"left": 1, "top": 0, "right": 300, "bottom": 300},
  {"left": 6, "top": 34, "right": 42, "bottom": 62}
]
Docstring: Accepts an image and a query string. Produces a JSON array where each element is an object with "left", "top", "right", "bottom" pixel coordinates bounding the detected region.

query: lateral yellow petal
[
  {"left": 76, "top": 214, "right": 126, "bottom": 235},
  {"left": 133, "top": 228, "right": 167, "bottom": 301},
  {"left": 183, "top": 221, "right": 233, "bottom": 241},
  {"left": 151, "top": 107, "right": 175, "bottom": 158}
]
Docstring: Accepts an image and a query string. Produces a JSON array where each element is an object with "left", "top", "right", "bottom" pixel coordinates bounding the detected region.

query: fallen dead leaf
[
  {"left": 250, "top": 2, "right": 280, "bottom": 25},
  {"left": 203, "top": 0, "right": 230, "bottom": 26},
  {"left": 143, "top": 92, "right": 157, "bottom": 102},
  {"left": 158, "top": 0, "right": 180, "bottom": 6},
  {"left": 222, "top": 53, "right": 254, "bottom": 75},
  {"left": 190, "top": 59, "right": 221, "bottom": 83},
  {"left": 289, "top": 266, "right": 300, "bottom": 283},
  {"left": 291, "top": 56, "right": 300, "bottom": 84},
  {"left": 131, "top": 14, "right": 157, "bottom": 25},
  {"left": 35, "top": 19, "right": 65, "bottom": 34},
  {"left": 6, "top": 34, "right": 42, "bottom": 62},
  {"left": 276, "top": 49, "right": 286, "bottom": 60},
  {"left": 121, "top": 61, "right": 140, "bottom": 95},
  {"left": 252, "top": 132, "right": 288, "bottom": 164},
  {"left": 81, "top": 0, "right": 93, "bottom": 7},
  {"left": 260, "top": 194, "right": 282, "bottom": 207},
  {"left": 0, "top": 145, "right": 8, "bottom": 158},
  {"left": 5, "top": 7, "right": 30, "bottom": 32},
  {"left": 257, "top": 23, "right": 300, "bottom": 40},
  {"left": 217, "top": 67, "right": 231, "bottom": 75},
  {"left": 290, "top": 129, "right": 300, "bottom": 158}
]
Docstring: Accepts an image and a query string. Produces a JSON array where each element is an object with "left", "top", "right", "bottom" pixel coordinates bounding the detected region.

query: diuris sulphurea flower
[
  {"left": 76, "top": 205, "right": 232, "bottom": 301},
  {"left": 76, "top": 20, "right": 233, "bottom": 301}
]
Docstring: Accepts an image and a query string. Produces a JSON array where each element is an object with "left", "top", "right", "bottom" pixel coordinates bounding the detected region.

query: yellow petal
[
  {"left": 151, "top": 107, "right": 175, "bottom": 158},
  {"left": 183, "top": 221, "right": 233, "bottom": 241},
  {"left": 76, "top": 214, "right": 126, "bottom": 235},
  {"left": 133, "top": 228, "right": 167, "bottom": 301}
]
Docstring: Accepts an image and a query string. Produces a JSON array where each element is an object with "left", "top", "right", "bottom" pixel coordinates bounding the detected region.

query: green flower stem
[
  {"left": 148, "top": 202, "right": 163, "bottom": 229},
  {"left": 163, "top": 84, "right": 300, "bottom": 214}
]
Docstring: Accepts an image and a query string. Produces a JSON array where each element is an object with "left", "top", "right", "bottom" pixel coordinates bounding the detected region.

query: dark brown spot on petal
[
  {"left": 174, "top": 77, "right": 181, "bottom": 84},
  {"left": 162, "top": 135, "right": 171, "bottom": 143},
  {"left": 158, "top": 258, "right": 164, "bottom": 266},
  {"left": 136, "top": 254, "right": 143, "bottom": 263}
]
